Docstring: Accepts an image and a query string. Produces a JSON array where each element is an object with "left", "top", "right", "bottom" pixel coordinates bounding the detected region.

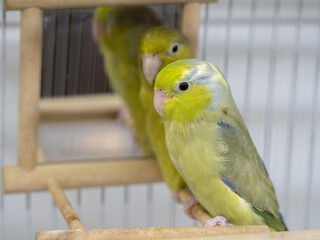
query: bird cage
[{"left": 0, "top": 0, "right": 320, "bottom": 239}]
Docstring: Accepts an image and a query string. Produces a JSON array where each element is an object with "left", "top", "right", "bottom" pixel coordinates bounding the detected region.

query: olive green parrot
[
  {"left": 139, "top": 26, "right": 194, "bottom": 197},
  {"left": 153, "top": 59, "right": 287, "bottom": 231},
  {"left": 92, "top": 7, "right": 161, "bottom": 156}
]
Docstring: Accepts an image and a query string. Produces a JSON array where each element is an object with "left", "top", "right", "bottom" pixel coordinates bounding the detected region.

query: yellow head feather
[{"left": 139, "top": 26, "right": 194, "bottom": 70}]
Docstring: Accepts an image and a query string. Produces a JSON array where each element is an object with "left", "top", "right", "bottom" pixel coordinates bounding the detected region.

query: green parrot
[
  {"left": 92, "top": 7, "right": 161, "bottom": 156},
  {"left": 153, "top": 59, "right": 287, "bottom": 231},
  {"left": 139, "top": 26, "right": 194, "bottom": 198}
]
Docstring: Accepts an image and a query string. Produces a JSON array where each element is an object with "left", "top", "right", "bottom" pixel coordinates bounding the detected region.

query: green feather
[
  {"left": 253, "top": 207, "right": 287, "bottom": 231},
  {"left": 155, "top": 59, "right": 288, "bottom": 231},
  {"left": 93, "top": 7, "right": 161, "bottom": 155},
  {"left": 139, "top": 27, "right": 194, "bottom": 191}
]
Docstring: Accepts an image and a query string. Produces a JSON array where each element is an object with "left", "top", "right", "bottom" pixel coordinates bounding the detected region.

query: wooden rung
[
  {"left": 3, "top": 158, "right": 162, "bottom": 193},
  {"left": 39, "top": 94, "right": 124, "bottom": 122},
  {"left": 18, "top": 7, "right": 42, "bottom": 170},
  {"left": 181, "top": 2, "right": 201, "bottom": 56},
  {"left": 36, "top": 225, "right": 270, "bottom": 240},
  {"left": 6, "top": 0, "right": 217, "bottom": 11},
  {"left": 178, "top": 189, "right": 212, "bottom": 226},
  {"left": 47, "top": 180, "right": 85, "bottom": 231}
]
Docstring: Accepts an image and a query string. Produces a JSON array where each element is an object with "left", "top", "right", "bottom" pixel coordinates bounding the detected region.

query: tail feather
[{"left": 253, "top": 207, "right": 288, "bottom": 231}]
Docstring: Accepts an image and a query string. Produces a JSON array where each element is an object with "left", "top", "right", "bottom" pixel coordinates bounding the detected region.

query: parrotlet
[
  {"left": 153, "top": 59, "right": 287, "bottom": 231},
  {"left": 92, "top": 7, "right": 161, "bottom": 155},
  {"left": 139, "top": 27, "right": 194, "bottom": 197}
]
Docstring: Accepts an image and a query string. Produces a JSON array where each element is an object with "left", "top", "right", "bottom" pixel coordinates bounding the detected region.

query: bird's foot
[
  {"left": 184, "top": 196, "right": 199, "bottom": 220},
  {"left": 171, "top": 190, "right": 182, "bottom": 204},
  {"left": 92, "top": 21, "right": 104, "bottom": 42},
  {"left": 117, "top": 107, "right": 134, "bottom": 129},
  {"left": 205, "top": 216, "right": 233, "bottom": 227}
]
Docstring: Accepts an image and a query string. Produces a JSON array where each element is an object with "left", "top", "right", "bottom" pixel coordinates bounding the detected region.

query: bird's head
[
  {"left": 154, "top": 59, "right": 231, "bottom": 122},
  {"left": 92, "top": 7, "right": 161, "bottom": 43},
  {"left": 139, "top": 26, "right": 194, "bottom": 85},
  {"left": 92, "top": 7, "right": 115, "bottom": 42}
]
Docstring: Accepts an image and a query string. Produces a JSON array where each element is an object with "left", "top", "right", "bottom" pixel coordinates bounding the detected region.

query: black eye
[
  {"left": 169, "top": 43, "right": 179, "bottom": 55},
  {"left": 178, "top": 81, "right": 189, "bottom": 91},
  {"left": 172, "top": 44, "right": 179, "bottom": 53}
]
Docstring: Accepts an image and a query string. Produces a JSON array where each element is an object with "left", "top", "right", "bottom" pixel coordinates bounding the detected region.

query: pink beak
[
  {"left": 154, "top": 89, "right": 170, "bottom": 117},
  {"left": 142, "top": 54, "right": 162, "bottom": 85}
]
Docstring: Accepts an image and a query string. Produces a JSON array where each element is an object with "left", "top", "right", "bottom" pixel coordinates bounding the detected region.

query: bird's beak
[
  {"left": 92, "top": 21, "right": 104, "bottom": 42},
  {"left": 154, "top": 89, "right": 170, "bottom": 118},
  {"left": 142, "top": 54, "right": 162, "bottom": 85}
]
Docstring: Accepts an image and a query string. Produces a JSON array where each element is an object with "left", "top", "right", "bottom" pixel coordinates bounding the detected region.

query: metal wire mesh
[{"left": 0, "top": 0, "right": 5, "bottom": 238}]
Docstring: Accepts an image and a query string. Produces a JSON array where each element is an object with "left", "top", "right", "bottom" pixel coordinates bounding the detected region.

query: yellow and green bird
[
  {"left": 92, "top": 7, "right": 161, "bottom": 155},
  {"left": 139, "top": 27, "right": 194, "bottom": 197},
  {"left": 154, "top": 59, "right": 287, "bottom": 231}
]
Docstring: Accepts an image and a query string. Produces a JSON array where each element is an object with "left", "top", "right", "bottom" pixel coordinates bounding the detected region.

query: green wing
[
  {"left": 93, "top": 7, "right": 161, "bottom": 155},
  {"left": 217, "top": 108, "right": 287, "bottom": 231}
]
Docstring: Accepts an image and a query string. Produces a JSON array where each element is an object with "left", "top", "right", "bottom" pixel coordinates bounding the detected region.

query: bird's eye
[
  {"left": 176, "top": 81, "right": 191, "bottom": 92},
  {"left": 169, "top": 43, "right": 180, "bottom": 55}
]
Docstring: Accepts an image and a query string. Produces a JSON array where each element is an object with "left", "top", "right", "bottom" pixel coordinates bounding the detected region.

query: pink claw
[
  {"left": 184, "top": 196, "right": 199, "bottom": 220},
  {"left": 205, "top": 216, "right": 233, "bottom": 227},
  {"left": 171, "top": 190, "right": 182, "bottom": 204},
  {"left": 92, "top": 21, "right": 105, "bottom": 42},
  {"left": 117, "top": 107, "right": 133, "bottom": 129}
]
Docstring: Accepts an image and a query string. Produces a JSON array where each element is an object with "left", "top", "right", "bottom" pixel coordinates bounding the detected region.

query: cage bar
[
  {"left": 263, "top": 0, "right": 280, "bottom": 168},
  {"left": 305, "top": 0, "right": 320, "bottom": 228},
  {"left": 283, "top": 0, "right": 303, "bottom": 217},
  {"left": 223, "top": 0, "right": 233, "bottom": 77},
  {"left": 242, "top": 0, "right": 257, "bottom": 122},
  {"left": 0, "top": 0, "right": 5, "bottom": 237}
]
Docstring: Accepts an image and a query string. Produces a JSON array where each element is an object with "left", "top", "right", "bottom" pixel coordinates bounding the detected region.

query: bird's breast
[{"left": 165, "top": 121, "right": 223, "bottom": 184}]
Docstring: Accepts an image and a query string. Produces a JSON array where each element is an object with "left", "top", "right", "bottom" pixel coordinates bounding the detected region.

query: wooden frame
[
  {"left": 6, "top": 0, "right": 216, "bottom": 10},
  {"left": 17, "top": 7, "right": 42, "bottom": 170},
  {"left": 3, "top": 0, "right": 205, "bottom": 195}
]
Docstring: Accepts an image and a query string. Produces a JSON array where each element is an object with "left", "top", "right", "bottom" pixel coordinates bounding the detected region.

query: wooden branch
[
  {"left": 36, "top": 225, "right": 270, "bottom": 240},
  {"left": 178, "top": 189, "right": 212, "bottom": 226},
  {"left": 3, "top": 158, "right": 163, "bottom": 193},
  {"left": 6, "top": 0, "right": 218, "bottom": 10},
  {"left": 18, "top": 7, "right": 42, "bottom": 170},
  {"left": 40, "top": 94, "right": 124, "bottom": 122},
  {"left": 181, "top": 2, "right": 201, "bottom": 56},
  {"left": 47, "top": 180, "right": 85, "bottom": 231}
]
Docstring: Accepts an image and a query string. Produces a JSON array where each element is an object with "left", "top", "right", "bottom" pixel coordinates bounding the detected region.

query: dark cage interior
[{"left": 40, "top": 6, "right": 182, "bottom": 97}]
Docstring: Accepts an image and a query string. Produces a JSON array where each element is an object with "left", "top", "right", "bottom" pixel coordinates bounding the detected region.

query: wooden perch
[
  {"left": 36, "top": 225, "right": 270, "bottom": 240},
  {"left": 178, "top": 189, "right": 212, "bottom": 226},
  {"left": 3, "top": 158, "right": 163, "bottom": 193},
  {"left": 6, "top": 0, "right": 217, "bottom": 10},
  {"left": 39, "top": 94, "right": 124, "bottom": 122},
  {"left": 169, "top": 229, "right": 320, "bottom": 240},
  {"left": 47, "top": 180, "right": 85, "bottom": 231}
]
